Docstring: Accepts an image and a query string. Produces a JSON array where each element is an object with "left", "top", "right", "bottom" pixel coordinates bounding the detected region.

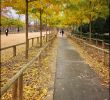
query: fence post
[
  {"left": 43, "top": 36, "right": 45, "bottom": 43},
  {"left": 32, "top": 38, "right": 34, "bottom": 47},
  {"left": 42, "top": 36, "right": 45, "bottom": 44},
  {"left": 46, "top": 34, "right": 48, "bottom": 42},
  {"left": 91, "top": 39, "right": 93, "bottom": 44},
  {"left": 41, "top": 36, "right": 43, "bottom": 42},
  {"left": 83, "top": 40, "right": 85, "bottom": 50},
  {"left": 41, "top": 36, "right": 43, "bottom": 45},
  {"left": 18, "top": 74, "right": 23, "bottom": 100},
  {"left": 102, "top": 40, "right": 106, "bottom": 65},
  {"left": 13, "top": 46, "right": 16, "bottom": 57},
  {"left": 102, "top": 41, "right": 105, "bottom": 65},
  {"left": 12, "top": 79, "right": 18, "bottom": 100},
  {"left": 28, "top": 39, "right": 29, "bottom": 48},
  {"left": 37, "top": 37, "right": 39, "bottom": 44},
  {"left": 38, "top": 54, "right": 41, "bottom": 67},
  {"left": 102, "top": 40, "right": 104, "bottom": 49},
  {"left": 96, "top": 40, "right": 98, "bottom": 46}
]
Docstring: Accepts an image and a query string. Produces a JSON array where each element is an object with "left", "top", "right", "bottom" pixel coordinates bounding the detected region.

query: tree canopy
[
  {"left": 1, "top": 0, "right": 109, "bottom": 30},
  {"left": 1, "top": 15, "right": 24, "bottom": 27}
]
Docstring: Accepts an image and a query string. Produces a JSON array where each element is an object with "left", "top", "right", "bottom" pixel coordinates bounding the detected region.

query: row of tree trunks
[{"left": 12, "top": 1, "right": 52, "bottom": 99}]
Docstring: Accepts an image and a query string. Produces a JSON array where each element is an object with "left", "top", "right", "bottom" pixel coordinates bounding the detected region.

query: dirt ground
[{"left": 1, "top": 31, "right": 49, "bottom": 48}]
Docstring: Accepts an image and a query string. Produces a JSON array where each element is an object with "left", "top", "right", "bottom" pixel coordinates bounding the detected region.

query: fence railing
[
  {"left": 0, "top": 34, "right": 51, "bottom": 59},
  {"left": 72, "top": 34, "right": 110, "bottom": 50},
  {"left": 69, "top": 35, "right": 109, "bottom": 67},
  {"left": 1, "top": 34, "right": 56, "bottom": 99}
]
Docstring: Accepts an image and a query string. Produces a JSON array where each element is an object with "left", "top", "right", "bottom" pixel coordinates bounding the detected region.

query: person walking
[
  {"left": 5, "top": 28, "right": 9, "bottom": 36},
  {"left": 62, "top": 30, "right": 64, "bottom": 37}
]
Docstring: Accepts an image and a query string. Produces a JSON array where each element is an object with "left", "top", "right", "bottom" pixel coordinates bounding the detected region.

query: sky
[
  {"left": 6, "top": 7, "right": 25, "bottom": 22},
  {"left": 2, "top": 7, "right": 37, "bottom": 25}
]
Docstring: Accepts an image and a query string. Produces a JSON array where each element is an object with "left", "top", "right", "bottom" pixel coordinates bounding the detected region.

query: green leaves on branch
[
  {"left": 1, "top": 0, "right": 109, "bottom": 28},
  {"left": 1, "top": 16, "right": 25, "bottom": 27}
]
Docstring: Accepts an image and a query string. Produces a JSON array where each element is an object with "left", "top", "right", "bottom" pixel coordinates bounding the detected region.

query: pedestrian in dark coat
[
  {"left": 5, "top": 29, "right": 9, "bottom": 36},
  {"left": 62, "top": 30, "right": 64, "bottom": 37}
]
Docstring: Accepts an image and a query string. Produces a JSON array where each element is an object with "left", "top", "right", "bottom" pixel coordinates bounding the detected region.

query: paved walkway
[{"left": 53, "top": 36, "right": 109, "bottom": 100}]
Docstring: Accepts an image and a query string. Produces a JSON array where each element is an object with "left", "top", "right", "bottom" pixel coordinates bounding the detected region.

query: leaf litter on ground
[{"left": 1, "top": 39, "right": 58, "bottom": 100}]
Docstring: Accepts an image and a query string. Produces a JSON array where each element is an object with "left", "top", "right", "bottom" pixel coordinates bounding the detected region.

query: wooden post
[
  {"left": 47, "top": 34, "right": 49, "bottom": 42},
  {"left": 102, "top": 41, "right": 105, "bottom": 65},
  {"left": 13, "top": 46, "right": 16, "bottom": 57},
  {"left": 38, "top": 54, "right": 41, "bottom": 67},
  {"left": 42, "top": 36, "right": 43, "bottom": 42},
  {"left": 42, "top": 36, "right": 44, "bottom": 44},
  {"left": 18, "top": 74, "right": 23, "bottom": 100},
  {"left": 103, "top": 50, "right": 106, "bottom": 65},
  {"left": 46, "top": 34, "right": 47, "bottom": 42},
  {"left": 12, "top": 79, "right": 18, "bottom": 100},
  {"left": 102, "top": 41, "right": 104, "bottom": 49},
  {"left": 28, "top": 39, "right": 30, "bottom": 48},
  {"left": 43, "top": 36, "right": 45, "bottom": 43},
  {"left": 32, "top": 38, "right": 34, "bottom": 46},
  {"left": 96, "top": 40, "right": 98, "bottom": 46},
  {"left": 42, "top": 36, "right": 43, "bottom": 43},
  {"left": 83, "top": 40, "right": 85, "bottom": 52},
  {"left": 37, "top": 37, "right": 39, "bottom": 44}
]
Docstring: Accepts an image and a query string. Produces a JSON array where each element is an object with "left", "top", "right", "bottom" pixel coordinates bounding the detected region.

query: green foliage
[
  {"left": 1, "top": 0, "right": 109, "bottom": 29},
  {"left": 78, "top": 16, "right": 109, "bottom": 34},
  {"left": 1, "top": 16, "right": 24, "bottom": 27}
]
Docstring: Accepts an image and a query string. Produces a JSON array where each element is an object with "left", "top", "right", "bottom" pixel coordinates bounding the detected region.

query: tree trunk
[
  {"left": 40, "top": 9, "right": 42, "bottom": 47},
  {"left": 89, "top": 1, "right": 92, "bottom": 42},
  {"left": 25, "top": 0, "right": 28, "bottom": 59},
  {"left": 34, "top": 20, "right": 36, "bottom": 32},
  {"left": 18, "top": 27, "right": 20, "bottom": 32},
  {"left": 46, "top": 17, "right": 47, "bottom": 42},
  {"left": 89, "top": 14, "right": 92, "bottom": 42},
  {"left": 80, "top": 19, "right": 83, "bottom": 38}
]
